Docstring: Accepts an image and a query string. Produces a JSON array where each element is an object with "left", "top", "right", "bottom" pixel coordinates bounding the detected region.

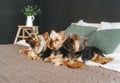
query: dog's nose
[{"left": 50, "top": 39, "right": 53, "bottom": 46}]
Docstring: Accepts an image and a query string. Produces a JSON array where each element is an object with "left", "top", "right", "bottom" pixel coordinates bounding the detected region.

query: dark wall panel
[
  {"left": 1, "top": 0, "right": 120, "bottom": 44},
  {"left": 41, "top": 0, "right": 120, "bottom": 33},
  {"left": 0, "top": 0, "right": 39, "bottom": 44}
]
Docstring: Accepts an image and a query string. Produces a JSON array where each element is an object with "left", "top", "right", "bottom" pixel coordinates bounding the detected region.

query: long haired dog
[
  {"left": 44, "top": 30, "right": 68, "bottom": 66},
  {"left": 62, "top": 34, "right": 113, "bottom": 69},
  {"left": 19, "top": 32, "right": 49, "bottom": 60},
  {"left": 47, "top": 30, "right": 66, "bottom": 50},
  {"left": 63, "top": 34, "right": 88, "bottom": 52}
]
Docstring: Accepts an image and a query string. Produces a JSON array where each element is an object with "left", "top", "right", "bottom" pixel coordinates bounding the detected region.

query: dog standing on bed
[
  {"left": 19, "top": 32, "right": 49, "bottom": 60},
  {"left": 62, "top": 34, "right": 113, "bottom": 69}
]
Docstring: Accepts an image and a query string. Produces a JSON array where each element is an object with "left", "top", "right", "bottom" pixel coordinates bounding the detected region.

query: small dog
[
  {"left": 19, "top": 32, "right": 49, "bottom": 60},
  {"left": 63, "top": 34, "right": 88, "bottom": 52},
  {"left": 44, "top": 30, "right": 68, "bottom": 66},
  {"left": 47, "top": 30, "right": 66, "bottom": 50},
  {"left": 62, "top": 34, "right": 113, "bottom": 69}
]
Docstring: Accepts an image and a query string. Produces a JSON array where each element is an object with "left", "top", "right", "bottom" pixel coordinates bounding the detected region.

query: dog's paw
[
  {"left": 67, "top": 60, "right": 85, "bottom": 69},
  {"left": 28, "top": 55, "right": 33, "bottom": 60},
  {"left": 27, "top": 55, "right": 40, "bottom": 60},
  {"left": 44, "top": 58, "right": 52, "bottom": 62},
  {"left": 18, "top": 49, "right": 30, "bottom": 55},
  {"left": 33, "top": 56, "right": 40, "bottom": 60},
  {"left": 67, "top": 64, "right": 84, "bottom": 69}
]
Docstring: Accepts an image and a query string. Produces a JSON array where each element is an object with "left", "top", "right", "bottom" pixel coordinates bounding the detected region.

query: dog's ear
[
  {"left": 25, "top": 37, "right": 32, "bottom": 44},
  {"left": 51, "top": 30, "right": 57, "bottom": 35},
  {"left": 73, "top": 34, "right": 80, "bottom": 40},
  {"left": 83, "top": 37, "right": 88, "bottom": 42},
  {"left": 30, "top": 34, "right": 35, "bottom": 38},
  {"left": 83, "top": 37, "right": 88, "bottom": 46},
  {"left": 69, "top": 34, "right": 72, "bottom": 38},
  {"left": 30, "top": 33, "right": 38, "bottom": 39},
  {"left": 44, "top": 32, "right": 49, "bottom": 40},
  {"left": 59, "top": 31, "right": 65, "bottom": 36},
  {"left": 59, "top": 31, "right": 66, "bottom": 40}
]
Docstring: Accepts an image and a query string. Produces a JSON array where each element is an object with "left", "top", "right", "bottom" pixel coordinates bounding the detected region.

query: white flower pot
[{"left": 26, "top": 16, "right": 35, "bottom": 26}]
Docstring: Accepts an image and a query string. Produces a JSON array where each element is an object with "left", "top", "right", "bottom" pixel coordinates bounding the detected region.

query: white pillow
[
  {"left": 76, "top": 20, "right": 84, "bottom": 25},
  {"left": 76, "top": 20, "right": 100, "bottom": 28},
  {"left": 98, "top": 21, "right": 120, "bottom": 31},
  {"left": 15, "top": 40, "right": 30, "bottom": 47}
]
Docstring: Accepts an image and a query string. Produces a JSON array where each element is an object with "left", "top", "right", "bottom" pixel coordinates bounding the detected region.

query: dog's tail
[{"left": 92, "top": 53, "right": 113, "bottom": 64}]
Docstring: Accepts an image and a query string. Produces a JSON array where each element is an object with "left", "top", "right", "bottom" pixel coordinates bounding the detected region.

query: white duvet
[{"left": 85, "top": 53, "right": 120, "bottom": 72}]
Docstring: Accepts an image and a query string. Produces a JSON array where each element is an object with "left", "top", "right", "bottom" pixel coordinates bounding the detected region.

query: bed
[
  {"left": 0, "top": 44, "right": 120, "bottom": 83},
  {"left": 1, "top": 20, "right": 120, "bottom": 83}
]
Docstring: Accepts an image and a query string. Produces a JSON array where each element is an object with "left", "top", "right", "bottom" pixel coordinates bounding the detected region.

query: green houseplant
[
  {"left": 22, "top": 5, "right": 41, "bottom": 16},
  {"left": 21, "top": 5, "right": 41, "bottom": 26}
]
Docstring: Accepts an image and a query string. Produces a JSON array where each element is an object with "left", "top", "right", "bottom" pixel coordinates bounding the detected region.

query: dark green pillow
[
  {"left": 65, "top": 25, "right": 97, "bottom": 37},
  {"left": 88, "top": 29, "right": 120, "bottom": 54}
]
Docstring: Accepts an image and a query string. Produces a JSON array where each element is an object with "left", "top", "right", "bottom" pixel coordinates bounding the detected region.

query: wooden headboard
[{"left": 71, "top": 23, "right": 101, "bottom": 28}]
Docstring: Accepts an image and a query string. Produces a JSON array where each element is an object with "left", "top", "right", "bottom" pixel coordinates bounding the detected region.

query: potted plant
[{"left": 21, "top": 5, "right": 41, "bottom": 26}]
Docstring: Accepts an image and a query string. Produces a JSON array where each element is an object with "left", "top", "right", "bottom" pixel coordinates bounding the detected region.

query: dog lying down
[
  {"left": 19, "top": 32, "right": 49, "bottom": 60},
  {"left": 19, "top": 30, "right": 113, "bottom": 69},
  {"left": 44, "top": 33, "right": 113, "bottom": 69}
]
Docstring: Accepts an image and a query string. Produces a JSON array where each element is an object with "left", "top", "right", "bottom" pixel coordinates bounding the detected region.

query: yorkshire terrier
[
  {"left": 47, "top": 30, "right": 66, "bottom": 50},
  {"left": 43, "top": 30, "right": 68, "bottom": 66},
  {"left": 19, "top": 32, "right": 49, "bottom": 60},
  {"left": 63, "top": 34, "right": 88, "bottom": 52},
  {"left": 62, "top": 34, "right": 113, "bottom": 69}
]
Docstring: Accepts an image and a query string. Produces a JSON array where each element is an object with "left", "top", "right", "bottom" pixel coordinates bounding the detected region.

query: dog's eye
[{"left": 55, "top": 39, "right": 59, "bottom": 41}]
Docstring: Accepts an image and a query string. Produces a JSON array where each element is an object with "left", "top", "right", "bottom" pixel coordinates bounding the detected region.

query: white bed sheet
[{"left": 86, "top": 53, "right": 120, "bottom": 72}]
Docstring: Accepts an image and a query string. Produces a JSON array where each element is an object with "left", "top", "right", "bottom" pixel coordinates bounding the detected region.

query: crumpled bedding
[
  {"left": 0, "top": 44, "right": 120, "bottom": 83},
  {"left": 86, "top": 53, "right": 120, "bottom": 72}
]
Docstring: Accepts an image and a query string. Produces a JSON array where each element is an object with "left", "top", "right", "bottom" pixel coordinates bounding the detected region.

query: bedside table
[{"left": 14, "top": 25, "right": 39, "bottom": 44}]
